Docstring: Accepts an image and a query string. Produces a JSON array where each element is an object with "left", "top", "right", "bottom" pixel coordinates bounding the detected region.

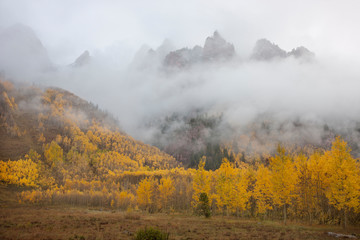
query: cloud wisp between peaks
[{"left": 1, "top": 0, "right": 360, "bottom": 154}]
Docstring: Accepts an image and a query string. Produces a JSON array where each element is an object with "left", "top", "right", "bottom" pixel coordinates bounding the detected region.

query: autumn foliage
[
  {"left": 4, "top": 137, "right": 358, "bottom": 228},
  {"left": 0, "top": 80, "right": 360, "bottom": 228}
]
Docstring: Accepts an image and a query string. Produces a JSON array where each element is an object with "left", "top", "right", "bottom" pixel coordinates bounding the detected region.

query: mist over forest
[{"left": 1, "top": 0, "right": 360, "bottom": 165}]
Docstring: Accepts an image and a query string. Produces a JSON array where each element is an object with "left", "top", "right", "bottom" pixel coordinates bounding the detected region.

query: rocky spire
[{"left": 202, "top": 31, "right": 235, "bottom": 61}]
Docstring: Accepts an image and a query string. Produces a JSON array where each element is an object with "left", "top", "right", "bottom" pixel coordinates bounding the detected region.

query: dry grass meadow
[{"left": 1, "top": 186, "right": 359, "bottom": 240}]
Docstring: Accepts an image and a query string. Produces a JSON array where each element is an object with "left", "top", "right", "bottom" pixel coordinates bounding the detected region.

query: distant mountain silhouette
[
  {"left": 69, "top": 50, "right": 91, "bottom": 67},
  {"left": 202, "top": 31, "right": 235, "bottom": 62},
  {"left": 287, "top": 46, "right": 315, "bottom": 60},
  {"left": 164, "top": 31, "right": 235, "bottom": 69},
  {"left": 0, "top": 23, "right": 54, "bottom": 78},
  {"left": 251, "top": 38, "right": 314, "bottom": 61}
]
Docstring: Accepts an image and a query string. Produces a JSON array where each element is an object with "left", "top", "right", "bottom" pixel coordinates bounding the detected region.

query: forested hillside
[
  {"left": 0, "top": 79, "right": 359, "bottom": 228},
  {"left": 0, "top": 79, "right": 179, "bottom": 174}
]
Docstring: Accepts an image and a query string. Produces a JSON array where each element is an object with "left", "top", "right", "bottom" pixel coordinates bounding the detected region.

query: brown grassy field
[{"left": 1, "top": 186, "right": 359, "bottom": 240}]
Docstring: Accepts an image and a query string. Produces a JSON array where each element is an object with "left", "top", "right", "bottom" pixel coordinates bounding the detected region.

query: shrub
[
  {"left": 197, "top": 192, "right": 211, "bottom": 218},
  {"left": 134, "top": 226, "right": 169, "bottom": 240},
  {"left": 68, "top": 235, "right": 85, "bottom": 240}
]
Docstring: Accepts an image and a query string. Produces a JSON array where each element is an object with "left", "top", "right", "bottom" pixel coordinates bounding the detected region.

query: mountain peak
[
  {"left": 213, "top": 30, "right": 220, "bottom": 38},
  {"left": 70, "top": 50, "right": 91, "bottom": 67},
  {"left": 251, "top": 38, "right": 287, "bottom": 61},
  {"left": 251, "top": 38, "right": 314, "bottom": 62},
  {"left": 202, "top": 31, "right": 235, "bottom": 61},
  {"left": 288, "top": 46, "right": 315, "bottom": 60},
  {"left": 163, "top": 31, "right": 236, "bottom": 69}
]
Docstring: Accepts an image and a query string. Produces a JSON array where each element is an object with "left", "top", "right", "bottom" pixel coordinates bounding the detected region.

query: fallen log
[{"left": 327, "top": 232, "right": 357, "bottom": 239}]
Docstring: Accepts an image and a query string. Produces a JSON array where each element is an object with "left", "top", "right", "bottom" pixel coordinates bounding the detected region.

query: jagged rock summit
[
  {"left": 251, "top": 39, "right": 287, "bottom": 60},
  {"left": 163, "top": 46, "right": 203, "bottom": 69},
  {"left": 164, "top": 31, "right": 235, "bottom": 69},
  {"left": 288, "top": 46, "right": 315, "bottom": 59},
  {"left": 202, "top": 31, "right": 235, "bottom": 61},
  {"left": 131, "top": 32, "right": 314, "bottom": 71},
  {"left": 251, "top": 38, "right": 314, "bottom": 61}
]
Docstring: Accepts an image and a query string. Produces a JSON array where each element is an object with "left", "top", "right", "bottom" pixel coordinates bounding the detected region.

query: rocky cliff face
[
  {"left": 133, "top": 31, "right": 314, "bottom": 70},
  {"left": 163, "top": 46, "right": 203, "bottom": 69},
  {"left": 202, "top": 31, "right": 235, "bottom": 62},
  {"left": 251, "top": 38, "right": 287, "bottom": 60},
  {"left": 164, "top": 31, "right": 235, "bottom": 69}
]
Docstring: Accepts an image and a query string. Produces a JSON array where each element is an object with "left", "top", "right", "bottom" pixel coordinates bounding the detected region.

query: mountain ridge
[{"left": 0, "top": 79, "right": 179, "bottom": 172}]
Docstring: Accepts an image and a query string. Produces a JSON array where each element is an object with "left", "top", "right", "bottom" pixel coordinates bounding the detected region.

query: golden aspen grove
[
  {"left": 3, "top": 2, "right": 360, "bottom": 239},
  {"left": 1, "top": 79, "right": 360, "bottom": 233}
]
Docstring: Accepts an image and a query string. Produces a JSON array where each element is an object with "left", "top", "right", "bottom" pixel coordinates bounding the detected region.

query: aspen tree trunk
[
  {"left": 283, "top": 204, "right": 287, "bottom": 225},
  {"left": 212, "top": 202, "right": 216, "bottom": 215},
  {"left": 342, "top": 209, "right": 347, "bottom": 229}
]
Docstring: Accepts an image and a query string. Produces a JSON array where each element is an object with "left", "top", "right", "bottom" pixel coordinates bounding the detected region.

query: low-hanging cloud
[
  {"left": 2, "top": 0, "right": 360, "bottom": 157},
  {"left": 27, "top": 50, "right": 360, "bottom": 156}
]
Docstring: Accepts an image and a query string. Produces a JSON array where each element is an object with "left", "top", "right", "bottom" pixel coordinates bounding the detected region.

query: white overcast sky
[{"left": 1, "top": 0, "right": 360, "bottom": 64}]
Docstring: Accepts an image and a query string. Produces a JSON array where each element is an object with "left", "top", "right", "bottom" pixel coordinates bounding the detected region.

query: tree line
[{"left": 1, "top": 137, "right": 359, "bottom": 228}]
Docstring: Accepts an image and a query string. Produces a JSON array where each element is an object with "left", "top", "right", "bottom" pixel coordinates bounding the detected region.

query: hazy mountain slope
[
  {"left": 0, "top": 79, "right": 179, "bottom": 171},
  {"left": 143, "top": 107, "right": 360, "bottom": 170},
  {"left": 0, "top": 24, "right": 54, "bottom": 79}
]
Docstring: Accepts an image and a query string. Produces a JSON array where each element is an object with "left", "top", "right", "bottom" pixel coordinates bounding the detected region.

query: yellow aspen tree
[
  {"left": 323, "top": 137, "right": 360, "bottom": 229},
  {"left": 137, "top": 177, "right": 157, "bottom": 211},
  {"left": 117, "top": 191, "right": 135, "bottom": 210},
  {"left": 86, "top": 130, "right": 101, "bottom": 146},
  {"left": 2, "top": 91, "right": 17, "bottom": 110},
  {"left": 44, "top": 141, "right": 66, "bottom": 183},
  {"left": 158, "top": 176, "right": 175, "bottom": 210},
  {"left": 0, "top": 159, "right": 39, "bottom": 187},
  {"left": 192, "top": 156, "right": 211, "bottom": 208},
  {"left": 253, "top": 164, "right": 274, "bottom": 216},
  {"left": 270, "top": 145, "right": 298, "bottom": 225},
  {"left": 25, "top": 149, "right": 41, "bottom": 163},
  {"left": 73, "top": 134, "right": 97, "bottom": 153},
  {"left": 294, "top": 153, "right": 317, "bottom": 223},
  {"left": 231, "top": 167, "right": 251, "bottom": 216},
  {"left": 44, "top": 141, "right": 63, "bottom": 166},
  {"left": 307, "top": 151, "right": 329, "bottom": 219},
  {"left": 215, "top": 158, "right": 236, "bottom": 215}
]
